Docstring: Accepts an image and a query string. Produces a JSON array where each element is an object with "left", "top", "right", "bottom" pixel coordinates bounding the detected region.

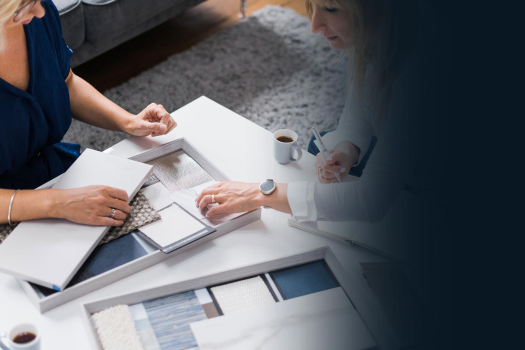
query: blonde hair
[
  {"left": 305, "top": 0, "right": 419, "bottom": 128},
  {"left": 0, "top": 0, "right": 20, "bottom": 51}
]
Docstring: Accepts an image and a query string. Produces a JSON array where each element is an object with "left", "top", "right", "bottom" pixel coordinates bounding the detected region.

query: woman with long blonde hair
[
  {"left": 196, "top": 0, "right": 449, "bottom": 223},
  {"left": 0, "top": 0, "right": 177, "bottom": 227}
]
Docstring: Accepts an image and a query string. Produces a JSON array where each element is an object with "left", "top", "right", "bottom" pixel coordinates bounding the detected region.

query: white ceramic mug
[
  {"left": 0, "top": 324, "right": 40, "bottom": 350},
  {"left": 273, "top": 129, "right": 303, "bottom": 164}
]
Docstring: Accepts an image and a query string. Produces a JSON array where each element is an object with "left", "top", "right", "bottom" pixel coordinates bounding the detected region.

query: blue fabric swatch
[
  {"left": 84, "top": 233, "right": 148, "bottom": 276},
  {"left": 270, "top": 261, "right": 339, "bottom": 299},
  {"left": 35, "top": 233, "right": 148, "bottom": 296},
  {"left": 144, "top": 291, "right": 207, "bottom": 350}
]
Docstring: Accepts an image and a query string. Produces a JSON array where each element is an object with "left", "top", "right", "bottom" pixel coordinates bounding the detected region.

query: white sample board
[
  {"left": 16, "top": 139, "right": 261, "bottom": 313},
  {"left": 0, "top": 149, "right": 152, "bottom": 291},
  {"left": 79, "top": 247, "right": 379, "bottom": 350}
]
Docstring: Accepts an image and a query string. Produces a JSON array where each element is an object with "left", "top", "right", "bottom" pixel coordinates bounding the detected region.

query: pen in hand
[{"left": 311, "top": 126, "right": 342, "bottom": 183}]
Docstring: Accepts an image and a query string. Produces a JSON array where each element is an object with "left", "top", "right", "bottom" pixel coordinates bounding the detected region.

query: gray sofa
[{"left": 55, "top": 0, "right": 208, "bottom": 67}]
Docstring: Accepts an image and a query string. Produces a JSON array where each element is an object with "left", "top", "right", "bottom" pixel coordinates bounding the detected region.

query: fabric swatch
[
  {"left": 101, "top": 191, "right": 161, "bottom": 245},
  {"left": 270, "top": 261, "right": 339, "bottom": 300},
  {"left": 148, "top": 151, "right": 213, "bottom": 192},
  {"left": 129, "top": 303, "right": 161, "bottom": 350},
  {"left": 0, "top": 222, "right": 17, "bottom": 244},
  {"left": 210, "top": 276, "right": 275, "bottom": 315},
  {"left": 92, "top": 304, "right": 144, "bottom": 350},
  {"left": 143, "top": 291, "right": 207, "bottom": 350}
]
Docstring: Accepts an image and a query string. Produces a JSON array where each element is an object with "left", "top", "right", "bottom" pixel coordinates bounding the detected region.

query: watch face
[{"left": 260, "top": 181, "right": 274, "bottom": 193}]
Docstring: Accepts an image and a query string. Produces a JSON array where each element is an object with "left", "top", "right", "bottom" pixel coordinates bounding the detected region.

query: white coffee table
[{"left": 0, "top": 96, "right": 394, "bottom": 349}]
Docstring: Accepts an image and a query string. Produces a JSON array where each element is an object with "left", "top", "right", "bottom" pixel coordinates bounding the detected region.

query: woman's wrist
[
  {"left": 336, "top": 141, "right": 360, "bottom": 165},
  {"left": 119, "top": 112, "right": 136, "bottom": 134},
  {"left": 45, "top": 189, "right": 64, "bottom": 219},
  {"left": 256, "top": 183, "right": 291, "bottom": 213}
]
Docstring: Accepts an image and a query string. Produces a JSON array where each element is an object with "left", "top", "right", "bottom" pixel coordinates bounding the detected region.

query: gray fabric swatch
[{"left": 148, "top": 151, "right": 213, "bottom": 192}]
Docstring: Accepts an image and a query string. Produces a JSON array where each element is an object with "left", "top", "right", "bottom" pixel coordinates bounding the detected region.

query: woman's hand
[
  {"left": 195, "top": 181, "right": 263, "bottom": 217},
  {"left": 314, "top": 141, "right": 359, "bottom": 183},
  {"left": 125, "top": 103, "right": 177, "bottom": 137},
  {"left": 54, "top": 186, "right": 131, "bottom": 226}
]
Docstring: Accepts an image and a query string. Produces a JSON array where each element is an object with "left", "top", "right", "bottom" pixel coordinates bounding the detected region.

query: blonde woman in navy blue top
[{"left": 0, "top": 0, "right": 177, "bottom": 226}]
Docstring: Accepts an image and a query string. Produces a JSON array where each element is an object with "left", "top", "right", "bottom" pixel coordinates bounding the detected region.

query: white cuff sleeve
[
  {"left": 287, "top": 181, "right": 317, "bottom": 222},
  {"left": 314, "top": 127, "right": 373, "bottom": 166}
]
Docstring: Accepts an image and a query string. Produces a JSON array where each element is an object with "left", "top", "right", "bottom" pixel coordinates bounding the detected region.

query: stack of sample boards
[
  {"left": 0, "top": 139, "right": 261, "bottom": 313},
  {"left": 0, "top": 149, "right": 153, "bottom": 291},
  {"left": 81, "top": 247, "right": 376, "bottom": 350}
]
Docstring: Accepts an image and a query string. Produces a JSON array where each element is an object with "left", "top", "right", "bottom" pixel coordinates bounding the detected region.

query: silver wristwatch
[{"left": 259, "top": 179, "right": 276, "bottom": 195}]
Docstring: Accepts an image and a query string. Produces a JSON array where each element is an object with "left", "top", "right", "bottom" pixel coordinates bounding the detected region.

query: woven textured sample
[
  {"left": 92, "top": 304, "right": 144, "bottom": 350},
  {"left": 270, "top": 261, "right": 338, "bottom": 299},
  {"left": 211, "top": 276, "right": 275, "bottom": 315},
  {"left": 100, "top": 191, "right": 161, "bottom": 245},
  {"left": 148, "top": 151, "right": 213, "bottom": 192},
  {"left": 143, "top": 291, "right": 207, "bottom": 350},
  {"left": 0, "top": 192, "right": 159, "bottom": 246},
  {"left": 0, "top": 222, "right": 17, "bottom": 244}
]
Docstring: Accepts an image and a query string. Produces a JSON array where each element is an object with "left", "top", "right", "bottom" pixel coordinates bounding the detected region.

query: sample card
[
  {"left": 143, "top": 291, "right": 207, "bottom": 350},
  {"left": 210, "top": 276, "right": 276, "bottom": 315},
  {"left": 191, "top": 287, "right": 376, "bottom": 350},
  {"left": 140, "top": 183, "right": 172, "bottom": 211},
  {"left": 92, "top": 305, "right": 144, "bottom": 350},
  {"left": 148, "top": 151, "right": 213, "bottom": 192},
  {"left": 270, "top": 261, "right": 339, "bottom": 300},
  {"left": 139, "top": 205, "right": 206, "bottom": 247}
]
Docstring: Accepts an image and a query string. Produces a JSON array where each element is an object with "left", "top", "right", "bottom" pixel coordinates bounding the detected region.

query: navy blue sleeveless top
[{"left": 0, "top": 0, "right": 80, "bottom": 190}]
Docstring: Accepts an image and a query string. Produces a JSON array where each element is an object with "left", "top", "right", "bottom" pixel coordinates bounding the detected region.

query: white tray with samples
[
  {"left": 17, "top": 138, "right": 261, "bottom": 313},
  {"left": 80, "top": 246, "right": 377, "bottom": 350}
]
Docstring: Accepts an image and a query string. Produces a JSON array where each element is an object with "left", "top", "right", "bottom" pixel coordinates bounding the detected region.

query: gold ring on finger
[
  {"left": 211, "top": 194, "right": 216, "bottom": 204},
  {"left": 109, "top": 208, "right": 115, "bottom": 218}
]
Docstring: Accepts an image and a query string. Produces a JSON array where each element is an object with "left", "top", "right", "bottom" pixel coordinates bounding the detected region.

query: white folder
[{"left": 0, "top": 149, "right": 153, "bottom": 291}]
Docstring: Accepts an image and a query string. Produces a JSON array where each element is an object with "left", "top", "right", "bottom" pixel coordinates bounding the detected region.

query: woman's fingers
[
  {"left": 322, "top": 163, "right": 347, "bottom": 174},
  {"left": 102, "top": 208, "right": 127, "bottom": 221},
  {"left": 195, "top": 182, "right": 223, "bottom": 203},
  {"left": 198, "top": 194, "right": 224, "bottom": 211},
  {"left": 96, "top": 217, "right": 125, "bottom": 227},
  {"left": 206, "top": 204, "right": 228, "bottom": 217},
  {"left": 106, "top": 197, "right": 131, "bottom": 214},
  {"left": 105, "top": 187, "right": 129, "bottom": 202}
]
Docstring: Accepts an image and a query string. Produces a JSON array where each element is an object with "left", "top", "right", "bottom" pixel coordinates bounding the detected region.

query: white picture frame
[{"left": 17, "top": 138, "right": 262, "bottom": 313}]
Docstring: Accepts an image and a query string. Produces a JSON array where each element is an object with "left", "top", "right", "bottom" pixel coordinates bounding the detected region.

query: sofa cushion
[
  {"left": 55, "top": 0, "right": 85, "bottom": 50},
  {"left": 80, "top": 0, "right": 185, "bottom": 43}
]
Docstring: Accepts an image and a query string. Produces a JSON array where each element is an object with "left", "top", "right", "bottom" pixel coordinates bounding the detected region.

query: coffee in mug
[
  {"left": 273, "top": 129, "right": 303, "bottom": 164},
  {"left": 13, "top": 332, "right": 36, "bottom": 344},
  {"left": 0, "top": 323, "right": 41, "bottom": 350},
  {"left": 276, "top": 136, "right": 294, "bottom": 143}
]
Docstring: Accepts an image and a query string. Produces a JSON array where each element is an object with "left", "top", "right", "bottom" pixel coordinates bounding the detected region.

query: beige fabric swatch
[
  {"left": 148, "top": 151, "right": 213, "bottom": 192},
  {"left": 211, "top": 276, "right": 276, "bottom": 315},
  {"left": 92, "top": 304, "right": 144, "bottom": 350},
  {"left": 0, "top": 192, "right": 160, "bottom": 246}
]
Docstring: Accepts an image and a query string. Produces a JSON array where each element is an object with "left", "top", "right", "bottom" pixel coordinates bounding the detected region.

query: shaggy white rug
[{"left": 64, "top": 5, "right": 347, "bottom": 150}]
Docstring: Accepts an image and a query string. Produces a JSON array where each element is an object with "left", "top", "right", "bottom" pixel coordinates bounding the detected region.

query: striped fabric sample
[
  {"left": 92, "top": 305, "right": 144, "bottom": 350},
  {"left": 270, "top": 261, "right": 339, "bottom": 299},
  {"left": 143, "top": 291, "right": 207, "bottom": 350},
  {"left": 210, "top": 276, "right": 275, "bottom": 315}
]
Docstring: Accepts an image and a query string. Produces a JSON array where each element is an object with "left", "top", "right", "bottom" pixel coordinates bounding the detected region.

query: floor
[{"left": 74, "top": 0, "right": 307, "bottom": 93}]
